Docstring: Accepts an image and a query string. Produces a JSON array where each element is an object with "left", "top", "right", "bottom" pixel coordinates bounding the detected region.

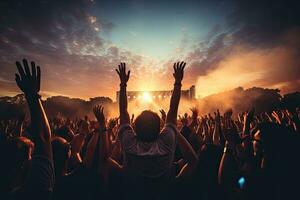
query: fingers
[
  {"left": 127, "top": 70, "right": 130, "bottom": 79},
  {"left": 179, "top": 61, "right": 186, "bottom": 70},
  {"left": 16, "top": 61, "right": 25, "bottom": 79},
  {"left": 173, "top": 61, "right": 186, "bottom": 71},
  {"left": 31, "top": 61, "right": 36, "bottom": 78},
  {"left": 15, "top": 59, "right": 41, "bottom": 93},
  {"left": 115, "top": 69, "right": 120, "bottom": 76},
  {"left": 23, "top": 59, "right": 31, "bottom": 77},
  {"left": 116, "top": 63, "right": 128, "bottom": 75},
  {"left": 37, "top": 66, "right": 41, "bottom": 91},
  {"left": 93, "top": 105, "right": 104, "bottom": 115}
]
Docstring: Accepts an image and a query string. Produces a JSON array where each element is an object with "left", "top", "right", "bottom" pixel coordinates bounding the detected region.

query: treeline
[
  {"left": 0, "top": 87, "right": 299, "bottom": 120},
  {"left": 198, "top": 87, "right": 300, "bottom": 115},
  {"left": 0, "top": 95, "right": 113, "bottom": 119}
]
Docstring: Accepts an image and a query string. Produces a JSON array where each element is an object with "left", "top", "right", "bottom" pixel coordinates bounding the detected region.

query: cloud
[
  {"left": 0, "top": 0, "right": 143, "bottom": 99},
  {"left": 185, "top": 0, "right": 300, "bottom": 98},
  {"left": 0, "top": 0, "right": 299, "bottom": 100},
  {"left": 196, "top": 29, "right": 300, "bottom": 98}
]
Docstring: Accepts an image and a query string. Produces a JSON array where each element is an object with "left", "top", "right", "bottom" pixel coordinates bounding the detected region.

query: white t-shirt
[{"left": 118, "top": 123, "right": 178, "bottom": 178}]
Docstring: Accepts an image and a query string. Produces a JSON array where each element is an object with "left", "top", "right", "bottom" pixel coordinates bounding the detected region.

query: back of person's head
[
  {"left": 6, "top": 136, "right": 34, "bottom": 170},
  {"left": 51, "top": 137, "right": 70, "bottom": 175},
  {"left": 257, "top": 122, "right": 291, "bottom": 155},
  {"left": 134, "top": 110, "right": 160, "bottom": 142},
  {"left": 55, "top": 126, "right": 74, "bottom": 142},
  {"left": 256, "top": 122, "right": 296, "bottom": 172},
  {"left": 0, "top": 136, "right": 34, "bottom": 191},
  {"left": 196, "top": 144, "right": 222, "bottom": 179}
]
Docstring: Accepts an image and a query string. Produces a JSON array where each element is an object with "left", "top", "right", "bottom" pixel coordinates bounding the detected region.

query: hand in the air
[
  {"left": 173, "top": 62, "right": 186, "bottom": 83},
  {"left": 160, "top": 109, "right": 167, "bottom": 122},
  {"left": 116, "top": 62, "right": 130, "bottom": 84},
  {"left": 93, "top": 105, "right": 106, "bottom": 128},
  {"left": 15, "top": 59, "right": 41, "bottom": 97}
]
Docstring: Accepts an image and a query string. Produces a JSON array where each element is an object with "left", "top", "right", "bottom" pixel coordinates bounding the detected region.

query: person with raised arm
[
  {"left": 116, "top": 62, "right": 186, "bottom": 200},
  {"left": 14, "top": 59, "right": 54, "bottom": 199}
]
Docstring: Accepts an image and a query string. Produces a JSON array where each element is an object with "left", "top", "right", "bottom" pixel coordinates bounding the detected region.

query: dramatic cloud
[
  {"left": 185, "top": 0, "right": 300, "bottom": 97},
  {"left": 196, "top": 29, "right": 300, "bottom": 97}
]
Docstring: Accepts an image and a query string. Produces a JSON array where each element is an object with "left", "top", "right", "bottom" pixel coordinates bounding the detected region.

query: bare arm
[
  {"left": 188, "top": 107, "right": 198, "bottom": 130},
  {"left": 15, "top": 59, "right": 52, "bottom": 159},
  {"left": 116, "top": 63, "right": 130, "bottom": 125},
  {"left": 166, "top": 62, "right": 186, "bottom": 124},
  {"left": 93, "top": 105, "right": 109, "bottom": 161},
  {"left": 243, "top": 108, "right": 255, "bottom": 154},
  {"left": 213, "top": 110, "right": 221, "bottom": 146},
  {"left": 218, "top": 113, "right": 242, "bottom": 188},
  {"left": 15, "top": 59, "right": 54, "bottom": 199}
]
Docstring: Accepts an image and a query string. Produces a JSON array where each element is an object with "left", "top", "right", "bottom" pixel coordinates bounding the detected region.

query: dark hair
[
  {"left": 51, "top": 137, "right": 70, "bottom": 175},
  {"left": 134, "top": 110, "right": 161, "bottom": 142},
  {"left": 6, "top": 136, "right": 34, "bottom": 170},
  {"left": 55, "top": 126, "right": 74, "bottom": 142}
]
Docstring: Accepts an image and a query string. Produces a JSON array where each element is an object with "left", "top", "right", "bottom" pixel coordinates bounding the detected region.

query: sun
[{"left": 142, "top": 92, "right": 152, "bottom": 103}]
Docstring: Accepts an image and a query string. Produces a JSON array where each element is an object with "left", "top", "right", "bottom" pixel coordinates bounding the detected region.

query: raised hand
[
  {"left": 245, "top": 108, "right": 255, "bottom": 123},
  {"left": 116, "top": 62, "right": 130, "bottom": 84},
  {"left": 179, "top": 113, "right": 189, "bottom": 126},
  {"left": 108, "top": 118, "right": 118, "bottom": 130},
  {"left": 93, "top": 105, "right": 106, "bottom": 128},
  {"left": 116, "top": 62, "right": 130, "bottom": 124},
  {"left": 173, "top": 61, "right": 186, "bottom": 84},
  {"left": 223, "top": 126, "right": 240, "bottom": 148},
  {"left": 190, "top": 107, "right": 198, "bottom": 120},
  {"left": 130, "top": 114, "right": 135, "bottom": 125},
  {"left": 15, "top": 59, "right": 41, "bottom": 97},
  {"left": 214, "top": 109, "right": 221, "bottom": 124},
  {"left": 159, "top": 109, "right": 167, "bottom": 122},
  {"left": 166, "top": 61, "right": 186, "bottom": 124}
]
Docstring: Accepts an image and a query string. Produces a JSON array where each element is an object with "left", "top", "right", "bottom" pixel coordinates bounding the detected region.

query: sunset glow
[{"left": 0, "top": 0, "right": 299, "bottom": 100}]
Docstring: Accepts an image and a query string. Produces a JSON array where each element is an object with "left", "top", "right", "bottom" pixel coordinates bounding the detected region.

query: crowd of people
[{"left": 0, "top": 59, "right": 300, "bottom": 200}]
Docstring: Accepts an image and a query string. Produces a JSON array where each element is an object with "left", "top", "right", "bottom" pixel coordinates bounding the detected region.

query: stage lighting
[{"left": 142, "top": 92, "right": 152, "bottom": 103}]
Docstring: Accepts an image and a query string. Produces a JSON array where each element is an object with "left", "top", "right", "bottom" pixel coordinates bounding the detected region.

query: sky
[{"left": 0, "top": 0, "right": 299, "bottom": 100}]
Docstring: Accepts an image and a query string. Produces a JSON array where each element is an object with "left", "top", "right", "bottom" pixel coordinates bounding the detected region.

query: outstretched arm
[
  {"left": 166, "top": 62, "right": 186, "bottom": 124},
  {"left": 116, "top": 63, "right": 130, "bottom": 125},
  {"left": 15, "top": 59, "right": 52, "bottom": 159},
  {"left": 15, "top": 59, "right": 54, "bottom": 198},
  {"left": 213, "top": 110, "right": 221, "bottom": 146}
]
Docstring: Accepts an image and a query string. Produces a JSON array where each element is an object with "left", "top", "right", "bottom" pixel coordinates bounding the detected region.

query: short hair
[{"left": 134, "top": 110, "right": 161, "bottom": 142}]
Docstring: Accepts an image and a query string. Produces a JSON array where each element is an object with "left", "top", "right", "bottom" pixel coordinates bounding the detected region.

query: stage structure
[{"left": 116, "top": 85, "right": 196, "bottom": 103}]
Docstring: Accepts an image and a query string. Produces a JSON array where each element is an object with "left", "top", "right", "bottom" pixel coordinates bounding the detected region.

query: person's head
[
  {"left": 253, "top": 122, "right": 293, "bottom": 170},
  {"left": 55, "top": 126, "right": 74, "bottom": 142},
  {"left": 196, "top": 144, "right": 222, "bottom": 179},
  {"left": 6, "top": 136, "right": 34, "bottom": 170},
  {"left": 51, "top": 137, "right": 71, "bottom": 176},
  {"left": 0, "top": 136, "right": 34, "bottom": 188},
  {"left": 134, "top": 110, "right": 161, "bottom": 142}
]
